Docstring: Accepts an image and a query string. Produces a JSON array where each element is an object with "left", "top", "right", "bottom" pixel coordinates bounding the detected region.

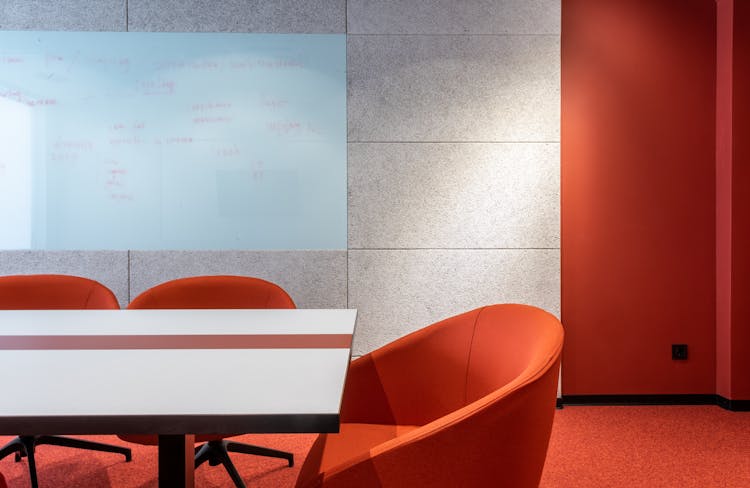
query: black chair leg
[
  {"left": 25, "top": 438, "right": 40, "bottom": 488},
  {"left": 0, "top": 435, "right": 131, "bottom": 488},
  {"left": 225, "top": 440, "right": 294, "bottom": 467},
  {"left": 195, "top": 439, "right": 294, "bottom": 488},
  {"left": 34, "top": 435, "right": 132, "bottom": 461},
  {"left": 0, "top": 436, "right": 40, "bottom": 488},
  {"left": 195, "top": 441, "right": 247, "bottom": 488},
  {"left": 0, "top": 435, "right": 25, "bottom": 461}
]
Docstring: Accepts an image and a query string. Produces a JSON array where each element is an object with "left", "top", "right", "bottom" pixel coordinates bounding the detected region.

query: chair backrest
[
  {"left": 127, "top": 275, "right": 295, "bottom": 310},
  {"left": 341, "top": 304, "right": 562, "bottom": 426},
  {"left": 0, "top": 274, "right": 120, "bottom": 309},
  {"left": 298, "top": 304, "right": 563, "bottom": 488}
]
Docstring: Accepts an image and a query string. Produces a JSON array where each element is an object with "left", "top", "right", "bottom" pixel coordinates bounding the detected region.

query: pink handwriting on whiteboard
[
  {"left": 165, "top": 136, "right": 194, "bottom": 144},
  {"left": 54, "top": 140, "right": 93, "bottom": 151},
  {"left": 191, "top": 102, "right": 232, "bottom": 112},
  {"left": 109, "top": 137, "right": 143, "bottom": 146},
  {"left": 256, "top": 58, "right": 304, "bottom": 69},
  {"left": 267, "top": 121, "right": 301, "bottom": 135},
  {"left": 190, "top": 61, "right": 220, "bottom": 70},
  {"left": 92, "top": 56, "right": 131, "bottom": 72},
  {"left": 25, "top": 98, "right": 57, "bottom": 107},
  {"left": 193, "top": 116, "right": 232, "bottom": 124},
  {"left": 1, "top": 90, "right": 57, "bottom": 107},
  {"left": 110, "top": 122, "right": 145, "bottom": 131},
  {"left": 139, "top": 80, "right": 175, "bottom": 96},
  {"left": 155, "top": 60, "right": 185, "bottom": 70},
  {"left": 110, "top": 193, "right": 134, "bottom": 201},
  {"left": 267, "top": 121, "right": 323, "bottom": 137},
  {"left": 261, "top": 98, "right": 289, "bottom": 110}
]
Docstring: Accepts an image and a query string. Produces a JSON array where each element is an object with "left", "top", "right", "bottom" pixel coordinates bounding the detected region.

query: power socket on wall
[{"left": 672, "top": 344, "right": 688, "bottom": 360}]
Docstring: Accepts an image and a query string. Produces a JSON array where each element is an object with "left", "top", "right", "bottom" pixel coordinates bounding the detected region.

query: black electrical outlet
[{"left": 672, "top": 344, "right": 688, "bottom": 360}]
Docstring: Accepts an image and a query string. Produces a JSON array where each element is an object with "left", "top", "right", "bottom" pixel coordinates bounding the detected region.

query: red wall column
[
  {"left": 715, "top": 0, "right": 733, "bottom": 400},
  {"left": 729, "top": 0, "right": 750, "bottom": 400},
  {"left": 561, "top": 0, "right": 716, "bottom": 395},
  {"left": 716, "top": 0, "right": 750, "bottom": 402}
]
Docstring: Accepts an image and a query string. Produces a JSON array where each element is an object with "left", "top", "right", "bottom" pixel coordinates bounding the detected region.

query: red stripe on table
[{"left": 0, "top": 334, "right": 352, "bottom": 350}]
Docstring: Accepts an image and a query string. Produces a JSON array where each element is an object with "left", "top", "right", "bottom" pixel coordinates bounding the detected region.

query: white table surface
[{"left": 0, "top": 309, "right": 357, "bottom": 435}]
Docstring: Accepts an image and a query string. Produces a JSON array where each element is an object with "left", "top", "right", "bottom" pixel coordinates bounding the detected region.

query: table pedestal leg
[{"left": 158, "top": 434, "right": 195, "bottom": 488}]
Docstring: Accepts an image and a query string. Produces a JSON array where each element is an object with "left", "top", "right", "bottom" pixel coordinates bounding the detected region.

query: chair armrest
[{"left": 340, "top": 308, "right": 480, "bottom": 425}]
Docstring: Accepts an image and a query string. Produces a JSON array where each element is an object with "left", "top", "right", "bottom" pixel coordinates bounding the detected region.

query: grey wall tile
[
  {"left": 349, "top": 142, "right": 559, "bottom": 249},
  {"left": 348, "top": 0, "right": 560, "bottom": 35},
  {"left": 128, "top": 0, "right": 346, "bottom": 33},
  {"left": 0, "top": 251, "right": 129, "bottom": 307},
  {"left": 0, "top": 0, "right": 125, "bottom": 31},
  {"left": 348, "top": 249, "right": 559, "bottom": 355},
  {"left": 129, "top": 250, "right": 346, "bottom": 308},
  {"left": 348, "top": 35, "right": 560, "bottom": 142}
]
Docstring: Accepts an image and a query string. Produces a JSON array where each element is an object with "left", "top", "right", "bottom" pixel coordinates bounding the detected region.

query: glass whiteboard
[{"left": 0, "top": 31, "right": 346, "bottom": 250}]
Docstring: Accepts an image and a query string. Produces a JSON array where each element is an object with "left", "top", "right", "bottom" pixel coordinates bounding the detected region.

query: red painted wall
[
  {"left": 729, "top": 0, "right": 750, "bottom": 399},
  {"left": 561, "top": 0, "right": 717, "bottom": 395}
]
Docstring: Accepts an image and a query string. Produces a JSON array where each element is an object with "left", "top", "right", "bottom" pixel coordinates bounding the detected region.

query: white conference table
[{"left": 0, "top": 308, "right": 357, "bottom": 487}]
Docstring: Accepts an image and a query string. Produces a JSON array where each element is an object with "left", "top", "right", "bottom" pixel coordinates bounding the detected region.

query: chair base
[
  {"left": 195, "top": 439, "right": 293, "bottom": 488},
  {"left": 0, "top": 435, "right": 132, "bottom": 488}
]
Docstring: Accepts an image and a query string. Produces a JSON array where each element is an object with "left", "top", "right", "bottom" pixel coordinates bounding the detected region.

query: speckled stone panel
[
  {"left": 129, "top": 250, "right": 346, "bottom": 309},
  {"left": 349, "top": 142, "right": 559, "bottom": 249},
  {"left": 348, "top": 0, "right": 560, "bottom": 35},
  {"left": 0, "top": 251, "right": 129, "bottom": 308},
  {"left": 348, "top": 249, "right": 560, "bottom": 355},
  {"left": 0, "top": 0, "right": 125, "bottom": 30},
  {"left": 348, "top": 34, "right": 560, "bottom": 142},
  {"left": 127, "top": 0, "right": 345, "bottom": 33}
]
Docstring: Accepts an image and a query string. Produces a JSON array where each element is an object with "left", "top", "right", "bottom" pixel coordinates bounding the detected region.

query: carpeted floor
[
  {"left": 540, "top": 405, "right": 750, "bottom": 488},
  {"left": 0, "top": 433, "right": 316, "bottom": 488},
  {"left": 1, "top": 405, "right": 748, "bottom": 487}
]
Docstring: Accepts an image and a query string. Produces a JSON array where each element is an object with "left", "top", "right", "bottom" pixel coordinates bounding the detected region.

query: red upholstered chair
[
  {"left": 0, "top": 274, "right": 132, "bottom": 488},
  {"left": 0, "top": 472, "right": 6, "bottom": 488},
  {"left": 296, "top": 304, "right": 564, "bottom": 488},
  {"left": 118, "top": 275, "right": 296, "bottom": 488}
]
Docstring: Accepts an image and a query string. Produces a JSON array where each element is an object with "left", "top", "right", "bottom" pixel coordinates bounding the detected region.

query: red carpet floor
[
  {"left": 0, "top": 434, "right": 316, "bottom": 488},
  {"left": 1, "top": 406, "right": 748, "bottom": 487},
  {"left": 540, "top": 405, "right": 750, "bottom": 488}
]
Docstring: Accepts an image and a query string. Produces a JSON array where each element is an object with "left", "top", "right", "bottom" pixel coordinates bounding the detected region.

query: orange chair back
[
  {"left": 296, "top": 304, "right": 563, "bottom": 488},
  {"left": 128, "top": 275, "right": 295, "bottom": 310},
  {"left": 0, "top": 274, "right": 119, "bottom": 309}
]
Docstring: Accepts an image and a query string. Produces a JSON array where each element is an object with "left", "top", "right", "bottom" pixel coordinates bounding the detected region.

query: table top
[{"left": 0, "top": 308, "right": 357, "bottom": 435}]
